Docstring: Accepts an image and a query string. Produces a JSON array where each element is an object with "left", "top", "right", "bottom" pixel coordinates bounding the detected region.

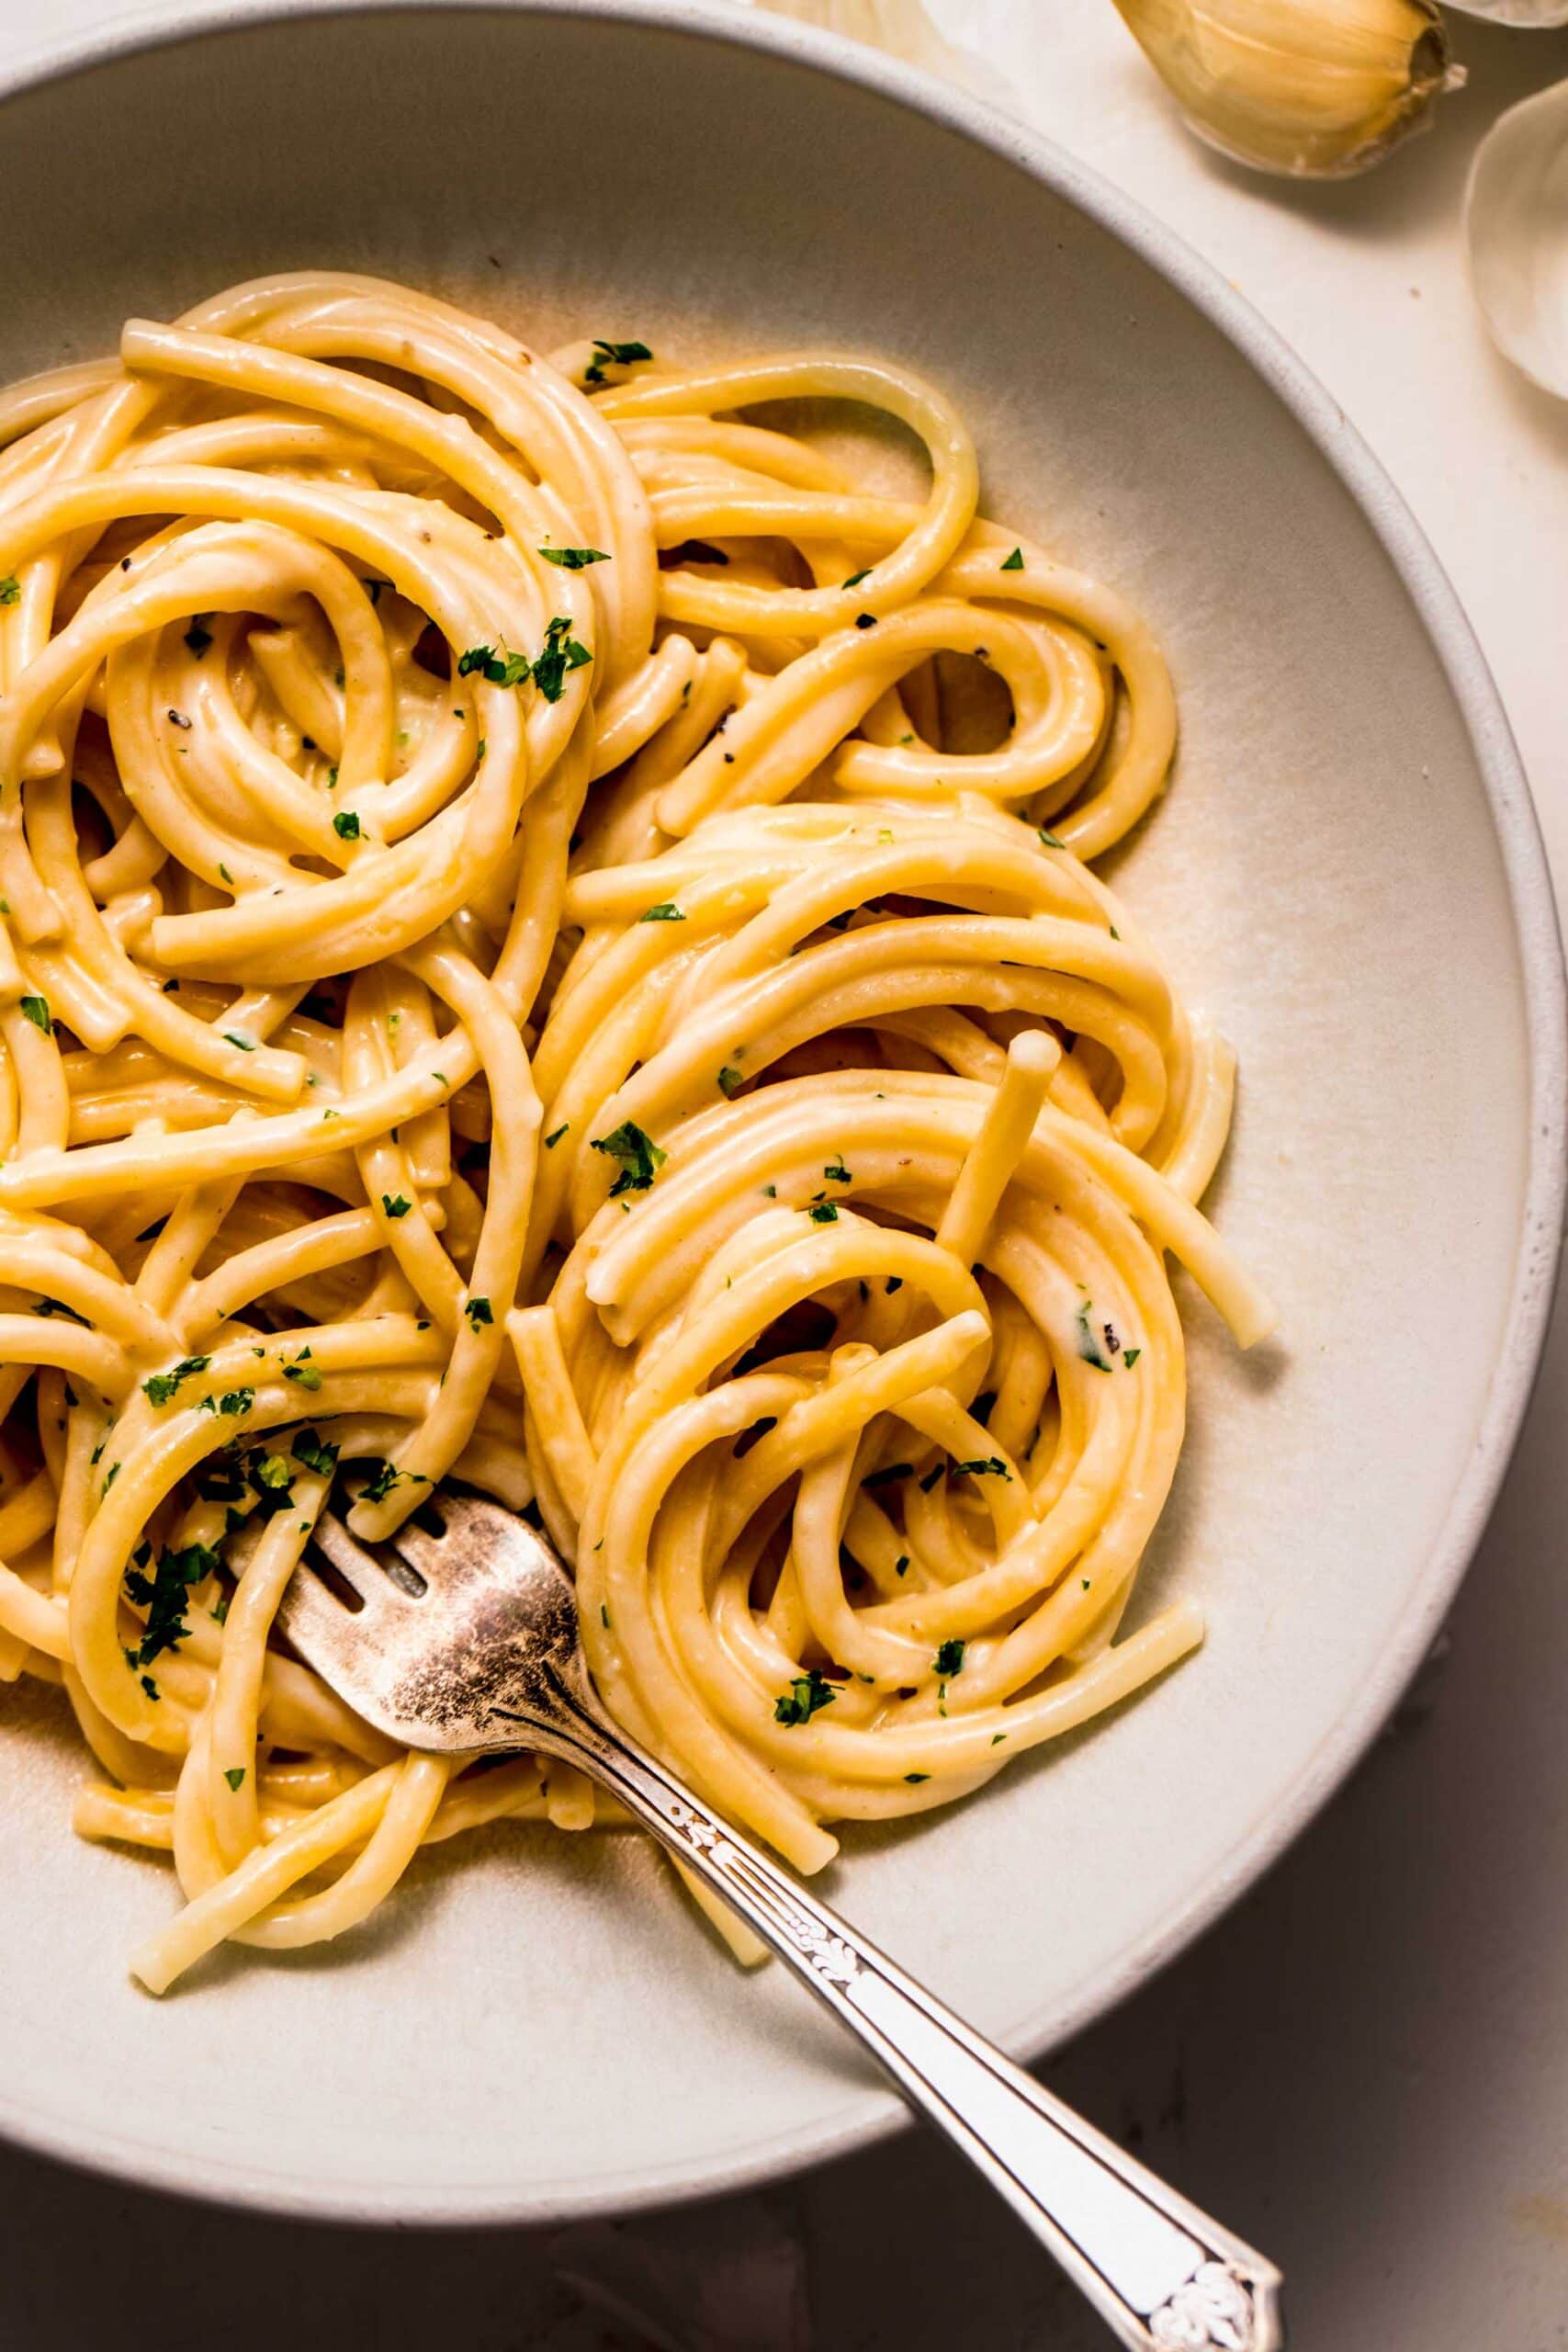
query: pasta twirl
[{"left": 0, "top": 273, "right": 1273, "bottom": 1993}]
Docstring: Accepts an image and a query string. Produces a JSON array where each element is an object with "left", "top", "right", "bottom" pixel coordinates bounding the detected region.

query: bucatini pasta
[{"left": 0, "top": 274, "right": 1273, "bottom": 1993}]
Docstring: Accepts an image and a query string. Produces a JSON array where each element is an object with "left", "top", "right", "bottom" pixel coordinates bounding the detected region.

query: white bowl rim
[{"left": 0, "top": 0, "right": 1563, "bottom": 2229}]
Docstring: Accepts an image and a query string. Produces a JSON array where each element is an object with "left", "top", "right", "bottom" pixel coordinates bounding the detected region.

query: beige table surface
[{"left": 1, "top": 3, "right": 1565, "bottom": 2346}]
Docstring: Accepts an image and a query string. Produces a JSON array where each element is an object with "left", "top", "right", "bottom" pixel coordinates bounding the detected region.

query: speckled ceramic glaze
[{"left": 0, "top": 0, "right": 1561, "bottom": 2228}]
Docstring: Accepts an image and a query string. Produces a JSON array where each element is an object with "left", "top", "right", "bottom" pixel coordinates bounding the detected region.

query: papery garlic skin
[
  {"left": 1465, "top": 75, "right": 1568, "bottom": 398},
  {"left": 1111, "top": 0, "right": 1462, "bottom": 179}
]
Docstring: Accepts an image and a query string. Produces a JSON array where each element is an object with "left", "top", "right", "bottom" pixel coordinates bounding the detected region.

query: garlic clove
[
  {"left": 1111, "top": 0, "right": 1464, "bottom": 179},
  {"left": 739, "top": 0, "right": 1013, "bottom": 107},
  {"left": 1465, "top": 74, "right": 1568, "bottom": 397},
  {"left": 1445, "top": 2, "right": 1568, "bottom": 25}
]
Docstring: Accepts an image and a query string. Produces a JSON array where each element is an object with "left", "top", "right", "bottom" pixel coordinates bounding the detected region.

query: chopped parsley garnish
[
  {"left": 213, "top": 1386, "right": 255, "bottom": 1418},
  {"left": 101, "top": 1462, "right": 120, "bottom": 1495},
  {"left": 716, "top": 1066, "right": 744, "bottom": 1099},
  {"left": 638, "top": 901, "right": 684, "bottom": 922},
  {"left": 905, "top": 1772, "right": 930, "bottom": 1783},
  {"left": 18, "top": 993, "right": 51, "bottom": 1035},
  {"left": 381, "top": 1193, "right": 412, "bottom": 1218},
  {"left": 531, "top": 615, "right": 592, "bottom": 704},
  {"left": 124, "top": 1541, "right": 219, "bottom": 1664},
  {"left": 895, "top": 1555, "right": 910, "bottom": 1577},
  {"left": 142, "top": 1355, "right": 211, "bottom": 1407},
  {"left": 807, "top": 1202, "right": 839, "bottom": 1224},
  {"left": 933, "top": 1638, "right": 966, "bottom": 1678},
  {"left": 282, "top": 1350, "right": 322, "bottom": 1390},
  {"left": 457, "top": 642, "right": 529, "bottom": 687},
  {"left": 292, "top": 1430, "right": 340, "bottom": 1476},
  {"left": 583, "top": 337, "right": 653, "bottom": 385},
  {"left": 854, "top": 613, "right": 876, "bottom": 629},
  {"left": 223, "top": 1768, "right": 247, "bottom": 1791},
  {"left": 464, "top": 1295, "right": 493, "bottom": 1329},
  {"left": 211, "top": 1594, "right": 231, "bottom": 1623},
  {"left": 842, "top": 568, "right": 872, "bottom": 589},
  {"left": 1075, "top": 1302, "right": 1113, "bottom": 1374},
  {"left": 244, "top": 1453, "right": 295, "bottom": 1518},
  {"left": 184, "top": 616, "right": 213, "bottom": 656},
  {"left": 333, "top": 810, "right": 361, "bottom": 840},
  {"left": 952, "top": 1456, "right": 1009, "bottom": 1480},
  {"left": 862, "top": 1463, "right": 912, "bottom": 1489},
  {"left": 544, "top": 1123, "right": 569, "bottom": 1148},
  {"left": 218, "top": 862, "right": 233, "bottom": 883},
  {"left": 141, "top": 1674, "right": 160, "bottom": 1701},
  {"left": 1123, "top": 1347, "right": 1142, "bottom": 1368},
  {"left": 224, "top": 1031, "right": 255, "bottom": 1052},
  {"left": 1001, "top": 548, "right": 1024, "bottom": 571},
  {"left": 1040, "top": 828, "right": 1066, "bottom": 850},
  {"left": 773, "top": 1667, "right": 837, "bottom": 1726},
  {"left": 540, "top": 545, "right": 610, "bottom": 569},
  {"left": 0, "top": 575, "right": 18, "bottom": 605},
  {"left": 823, "top": 1159, "right": 852, "bottom": 1183},
  {"left": 359, "top": 1458, "right": 406, "bottom": 1507},
  {"left": 591, "top": 1119, "right": 666, "bottom": 1196}
]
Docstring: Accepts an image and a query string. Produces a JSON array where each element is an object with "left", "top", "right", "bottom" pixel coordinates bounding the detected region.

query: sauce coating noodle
[{"left": 0, "top": 276, "right": 1273, "bottom": 1994}]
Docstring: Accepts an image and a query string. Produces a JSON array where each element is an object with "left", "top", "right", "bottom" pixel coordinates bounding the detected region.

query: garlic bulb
[
  {"left": 1111, "top": 0, "right": 1464, "bottom": 179},
  {"left": 1465, "top": 75, "right": 1568, "bottom": 396}
]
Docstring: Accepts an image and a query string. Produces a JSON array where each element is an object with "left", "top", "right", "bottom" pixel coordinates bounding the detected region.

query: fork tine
[
  {"left": 375, "top": 1487, "right": 491, "bottom": 1583},
  {"left": 273, "top": 1553, "right": 371, "bottom": 1682},
  {"left": 310, "top": 1507, "right": 430, "bottom": 1605}
]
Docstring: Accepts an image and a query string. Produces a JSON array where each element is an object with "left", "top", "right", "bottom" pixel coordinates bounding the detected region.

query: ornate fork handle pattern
[{"left": 498, "top": 1677, "right": 1284, "bottom": 2352}]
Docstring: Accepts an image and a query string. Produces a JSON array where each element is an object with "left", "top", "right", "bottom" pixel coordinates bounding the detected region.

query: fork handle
[{"left": 526, "top": 1691, "right": 1283, "bottom": 2352}]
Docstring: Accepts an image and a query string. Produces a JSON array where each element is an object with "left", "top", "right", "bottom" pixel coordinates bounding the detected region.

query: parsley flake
[
  {"left": 583, "top": 337, "right": 653, "bottom": 385},
  {"left": 292, "top": 1430, "right": 339, "bottom": 1476},
  {"left": 591, "top": 1119, "right": 666, "bottom": 1196},
  {"left": 1075, "top": 1302, "right": 1113, "bottom": 1374},
  {"left": 540, "top": 545, "right": 610, "bottom": 569},
  {"left": 773, "top": 1667, "right": 836, "bottom": 1726},
  {"left": 18, "top": 993, "right": 51, "bottom": 1035},
  {"left": 141, "top": 1355, "right": 210, "bottom": 1407}
]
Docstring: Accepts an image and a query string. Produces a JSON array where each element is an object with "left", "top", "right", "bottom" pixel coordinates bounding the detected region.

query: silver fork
[{"left": 277, "top": 1485, "right": 1284, "bottom": 2352}]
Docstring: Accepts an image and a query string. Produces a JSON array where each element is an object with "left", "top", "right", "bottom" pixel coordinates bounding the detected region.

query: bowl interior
[{"left": 0, "top": 0, "right": 1553, "bottom": 2222}]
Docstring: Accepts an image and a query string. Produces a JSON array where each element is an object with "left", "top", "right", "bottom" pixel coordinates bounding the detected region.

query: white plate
[{"left": 0, "top": 0, "right": 1562, "bottom": 2226}]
